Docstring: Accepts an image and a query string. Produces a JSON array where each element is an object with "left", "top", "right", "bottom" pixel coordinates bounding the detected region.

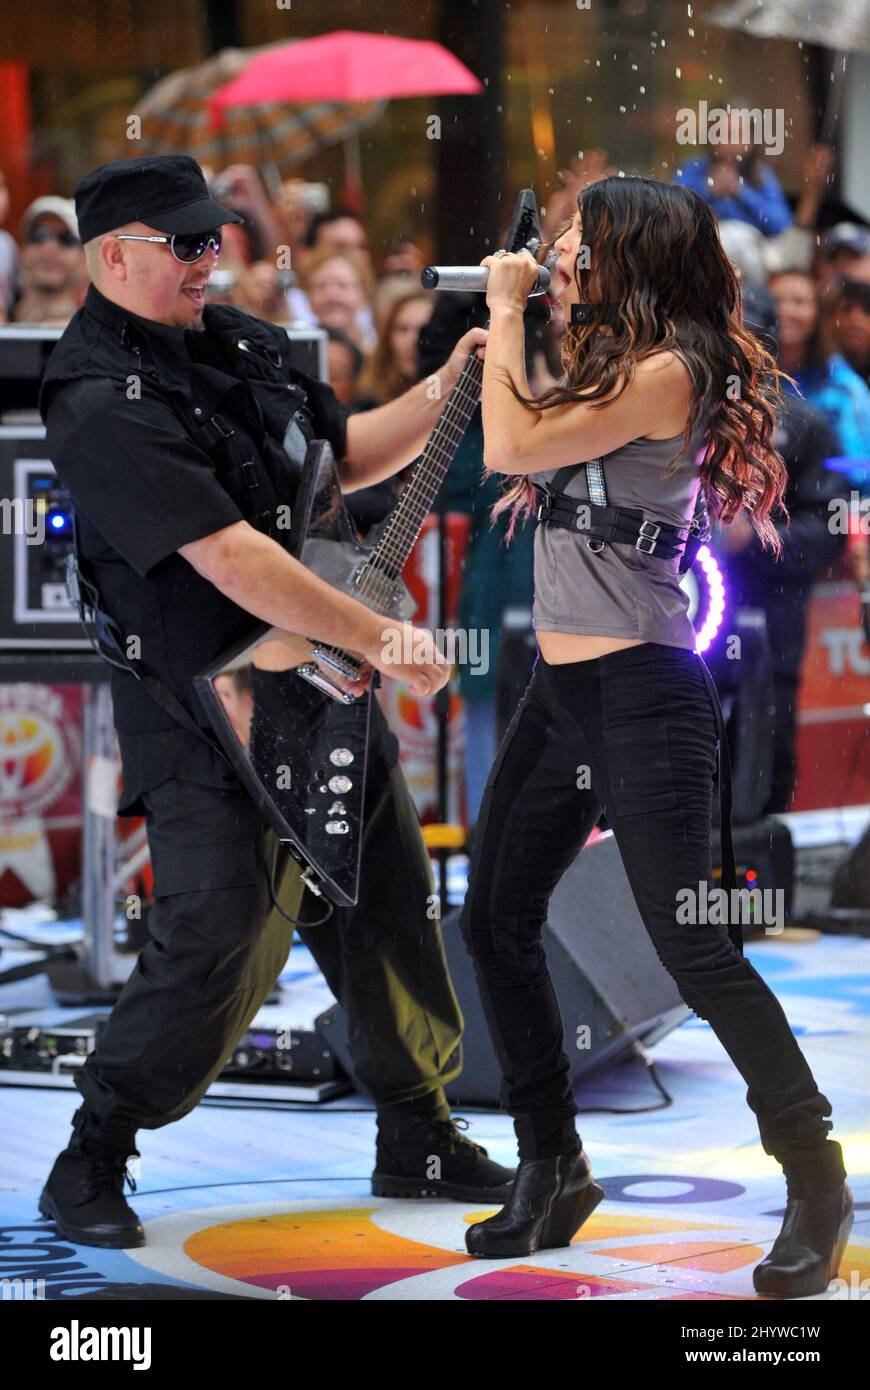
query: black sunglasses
[
  {"left": 114, "top": 228, "right": 223, "bottom": 264},
  {"left": 837, "top": 278, "right": 870, "bottom": 312},
  {"left": 27, "top": 225, "right": 79, "bottom": 248}
]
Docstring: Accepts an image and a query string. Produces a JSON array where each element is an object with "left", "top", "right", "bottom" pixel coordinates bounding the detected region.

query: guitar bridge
[
  {"left": 310, "top": 645, "right": 363, "bottom": 681},
  {"left": 297, "top": 661, "right": 355, "bottom": 703}
]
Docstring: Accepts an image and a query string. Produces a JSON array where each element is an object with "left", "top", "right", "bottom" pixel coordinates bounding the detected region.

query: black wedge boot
[
  {"left": 753, "top": 1177, "right": 854, "bottom": 1298},
  {"left": 465, "top": 1148, "right": 605, "bottom": 1258}
]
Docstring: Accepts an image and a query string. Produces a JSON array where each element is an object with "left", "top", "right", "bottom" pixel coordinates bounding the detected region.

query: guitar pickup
[{"left": 349, "top": 562, "right": 414, "bottom": 618}]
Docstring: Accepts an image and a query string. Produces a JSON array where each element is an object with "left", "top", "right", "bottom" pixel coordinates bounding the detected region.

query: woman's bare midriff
[{"left": 536, "top": 630, "right": 648, "bottom": 663}]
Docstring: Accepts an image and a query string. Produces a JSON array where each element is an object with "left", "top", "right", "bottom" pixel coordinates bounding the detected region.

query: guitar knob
[
  {"left": 325, "top": 820, "right": 350, "bottom": 835},
  {"left": 328, "top": 775, "right": 352, "bottom": 794},
  {"left": 329, "top": 748, "right": 354, "bottom": 766}
]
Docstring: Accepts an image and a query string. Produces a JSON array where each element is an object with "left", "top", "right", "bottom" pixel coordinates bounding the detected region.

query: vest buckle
[{"left": 636, "top": 520, "right": 661, "bottom": 554}]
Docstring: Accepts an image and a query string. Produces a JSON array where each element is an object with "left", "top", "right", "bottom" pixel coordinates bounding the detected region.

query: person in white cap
[{"left": 13, "top": 195, "right": 85, "bottom": 324}]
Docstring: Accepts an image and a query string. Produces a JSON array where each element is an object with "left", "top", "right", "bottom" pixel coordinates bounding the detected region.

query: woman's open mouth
[{"left": 549, "top": 264, "right": 573, "bottom": 300}]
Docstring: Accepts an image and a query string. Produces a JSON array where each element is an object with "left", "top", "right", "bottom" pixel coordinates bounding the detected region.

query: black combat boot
[
  {"left": 38, "top": 1106, "right": 145, "bottom": 1249},
  {"left": 465, "top": 1147, "right": 605, "bottom": 1257},
  {"left": 372, "top": 1105, "right": 516, "bottom": 1202},
  {"left": 753, "top": 1174, "right": 854, "bottom": 1298}
]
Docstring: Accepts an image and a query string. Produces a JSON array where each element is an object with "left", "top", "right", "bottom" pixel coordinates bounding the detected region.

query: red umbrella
[{"left": 210, "top": 29, "right": 482, "bottom": 120}]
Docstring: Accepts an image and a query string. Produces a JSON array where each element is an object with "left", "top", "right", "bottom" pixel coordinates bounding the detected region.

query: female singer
[{"left": 458, "top": 176, "right": 852, "bottom": 1298}]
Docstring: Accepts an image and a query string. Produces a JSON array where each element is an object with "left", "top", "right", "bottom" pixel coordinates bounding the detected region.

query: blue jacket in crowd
[{"left": 673, "top": 155, "right": 793, "bottom": 235}]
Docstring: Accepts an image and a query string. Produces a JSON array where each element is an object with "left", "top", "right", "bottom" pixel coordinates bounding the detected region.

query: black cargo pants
[{"left": 73, "top": 699, "right": 464, "bottom": 1130}]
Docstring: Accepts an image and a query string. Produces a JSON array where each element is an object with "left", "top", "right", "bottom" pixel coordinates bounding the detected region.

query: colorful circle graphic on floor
[{"left": 120, "top": 1195, "right": 869, "bottom": 1300}]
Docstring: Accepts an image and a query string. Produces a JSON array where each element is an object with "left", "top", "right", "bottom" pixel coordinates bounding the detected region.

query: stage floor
[{"left": 1, "top": 916, "right": 868, "bottom": 1301}]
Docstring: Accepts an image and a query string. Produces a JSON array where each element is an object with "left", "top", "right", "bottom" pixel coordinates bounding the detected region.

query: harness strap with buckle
[{"left": 534, "top": 458, "right": 710, "bottom": 574}]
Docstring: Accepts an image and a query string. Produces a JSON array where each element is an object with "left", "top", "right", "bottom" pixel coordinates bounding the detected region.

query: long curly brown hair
[{"left": 489, "top": 175, "right": 792, "bottom": 554}]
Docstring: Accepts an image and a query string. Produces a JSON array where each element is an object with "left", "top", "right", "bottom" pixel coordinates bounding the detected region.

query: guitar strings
[
  {"left": 365, "top": 383, "right": 482, "bottom": 580},
  {"left": 325, "top": 365, "right": 483, "bottom": 628},
  {"left": 312, "top": 356, "right": 485, "bottom": 673},
  {"left": 321, "top": 367, "right": 483, "bottom": 668},
  {"left": 358, "top": 362, "right": 484, "bottom": 582}
]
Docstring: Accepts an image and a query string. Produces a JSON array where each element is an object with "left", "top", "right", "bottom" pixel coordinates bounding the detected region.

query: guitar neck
[
  {"left": 309, "top": 349, "right": 484, "bottom": 681},
  {"left": 361, "top": 350, "right": 484, "bottom": 588}
]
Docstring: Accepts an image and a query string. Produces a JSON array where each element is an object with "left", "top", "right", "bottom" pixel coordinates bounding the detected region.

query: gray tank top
[{"left": 532, "top": 350, "right": 709, "bottom": 649}]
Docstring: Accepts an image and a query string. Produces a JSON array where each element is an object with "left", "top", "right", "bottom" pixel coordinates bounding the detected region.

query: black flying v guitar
[
  {"left": 194, "top": 358, "right": 485, "bottom": 909},
  {"left": 195, "top": 191, "right": 548, "bottom": 908}
]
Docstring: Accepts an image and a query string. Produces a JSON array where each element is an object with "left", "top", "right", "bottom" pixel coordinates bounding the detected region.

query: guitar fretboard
[{"left": 316, "top": 349, "right": 484, "bottom": 669}]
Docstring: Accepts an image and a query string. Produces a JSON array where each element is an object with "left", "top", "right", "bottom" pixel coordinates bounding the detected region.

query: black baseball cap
[{"left": 74, "top": 154, "right": 245, "bottom": 244}]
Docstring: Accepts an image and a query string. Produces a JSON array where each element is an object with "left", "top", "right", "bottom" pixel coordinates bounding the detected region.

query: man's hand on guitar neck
[{"left": 340, "top": 327, "right": 488, "bottom": 492}]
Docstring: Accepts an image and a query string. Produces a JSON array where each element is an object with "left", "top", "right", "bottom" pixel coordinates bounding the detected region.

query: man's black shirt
[{"left": 40, "top": 283, "right": 349, "bottom": 815}]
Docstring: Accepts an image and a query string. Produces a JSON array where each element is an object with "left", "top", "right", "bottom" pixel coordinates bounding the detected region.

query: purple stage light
[{"left": 693, "top": 544, "right": 726, "bottom": 653}]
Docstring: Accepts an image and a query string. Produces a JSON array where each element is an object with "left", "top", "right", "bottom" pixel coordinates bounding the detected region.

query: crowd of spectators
[{"left": 4, "top": 139, "right": 867, "bottom": 471}]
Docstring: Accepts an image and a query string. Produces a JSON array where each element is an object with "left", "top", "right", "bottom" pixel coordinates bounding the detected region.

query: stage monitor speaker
[{"left": 316, "top": 831, "right": 691, "bottom": 1108}]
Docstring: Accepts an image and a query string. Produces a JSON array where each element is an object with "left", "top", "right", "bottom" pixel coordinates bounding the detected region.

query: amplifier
[
  {"left": 0, "top": 1014, "right": 346, "bottom": 1085},
  {"left": 0, "top": 1015, "right": 103, "bottom": 1074},
  {"left": 0, "top": 441, "right": 85, "bottom": 649},
  {"left": 222, "top": 1024, "right": 345, "bottom": 1082}
]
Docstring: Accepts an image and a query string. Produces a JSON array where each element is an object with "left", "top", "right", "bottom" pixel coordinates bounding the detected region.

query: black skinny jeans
[{"left": 458, "top": 642, "right": 846, "bottom": 1193}]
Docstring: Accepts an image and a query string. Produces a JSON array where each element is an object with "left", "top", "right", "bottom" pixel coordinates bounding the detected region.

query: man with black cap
[{"left": 37, "top": 155, "right": 511, "bottom": 1249}]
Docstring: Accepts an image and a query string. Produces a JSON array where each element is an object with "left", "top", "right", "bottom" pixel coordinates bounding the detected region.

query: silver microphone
[{"left": 420, "top": 252, "right": 555, "bottom": 297}]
